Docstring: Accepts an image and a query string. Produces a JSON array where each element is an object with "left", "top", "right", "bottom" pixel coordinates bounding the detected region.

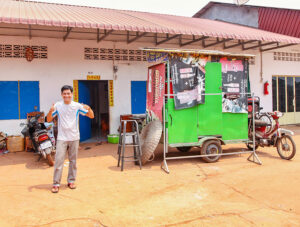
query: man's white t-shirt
[{"left": 52, "top": 101, "right": 88, "bottom": 141}]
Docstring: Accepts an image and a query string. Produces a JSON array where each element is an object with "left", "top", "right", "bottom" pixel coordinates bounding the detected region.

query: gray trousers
[{"left": 53, "top": 140, "right": 79, "bottom": 186}]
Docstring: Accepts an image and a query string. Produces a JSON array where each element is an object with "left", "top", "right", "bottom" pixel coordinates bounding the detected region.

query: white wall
[
  {"left": 0, "top": 34, "right": 299, "bottom": 135},
  {"left": 0, "top": 36, "right": 148, "bottom": 135},
  {"left": 249, "top": 46, "right": 300, "bottom": 112}
]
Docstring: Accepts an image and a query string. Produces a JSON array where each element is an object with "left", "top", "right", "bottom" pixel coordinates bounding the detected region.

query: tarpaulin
[
  {"left": 170, "top": 58, "right": 205, "bottom": 110},
  {"left": 146, "top": 63, "right": 165, "bottom": 121}
]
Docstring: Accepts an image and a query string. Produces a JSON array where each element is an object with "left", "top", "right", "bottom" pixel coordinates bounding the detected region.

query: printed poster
[
  {"left": 170, "top": 58, "right": 205, "bottom": 110},
  {"left": 220, "top": 58, "right": 248, "bottom": 113}
]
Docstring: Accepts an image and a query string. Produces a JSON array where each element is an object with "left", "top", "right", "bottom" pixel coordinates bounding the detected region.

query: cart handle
[{"left": 169, "top": 114, "right": 173, "bottom": 126}]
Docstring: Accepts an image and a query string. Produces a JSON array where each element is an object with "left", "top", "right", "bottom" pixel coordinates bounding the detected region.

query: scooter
[
  {"left": 247, "top": 111, "right": 296, "bottom": 160},
  {"left": 21, "top": 114, "right": 55, "bottom": 166}
]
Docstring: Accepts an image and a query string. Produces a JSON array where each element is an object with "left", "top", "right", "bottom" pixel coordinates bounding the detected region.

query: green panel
[
  {"left": 198, "top": 62, "right": 223, "bottom": 136},
  {"left": 165, "top": 61, "right": 248, "bottom": 146},
  {"left": 167, "top": 99, "right": 198, "bottom": 144},
  {"left": 222, "top": 113, "right": 248, "bottom": 141}
]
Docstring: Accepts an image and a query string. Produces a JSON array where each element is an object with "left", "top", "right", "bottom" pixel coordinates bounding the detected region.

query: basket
[
  {"left": 6, "top": 136, "right": 24, "bottom": 152},
  {"left": 107, "top": 134, "right": 119, "bottom": 144}
]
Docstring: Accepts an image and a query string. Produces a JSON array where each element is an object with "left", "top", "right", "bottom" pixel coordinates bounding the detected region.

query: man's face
[{"left": 61, "top": 89, "right": 73, "bottom": 103}]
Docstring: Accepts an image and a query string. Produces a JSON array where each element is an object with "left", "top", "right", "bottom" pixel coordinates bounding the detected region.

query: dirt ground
[{"left": 0, "top": 126, "right": 300, "bottom": 227}]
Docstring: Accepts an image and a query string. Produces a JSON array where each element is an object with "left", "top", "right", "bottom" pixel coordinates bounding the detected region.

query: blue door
[
  {"left": 20, "top": 81, "right": 40, "bottom": 119},
  {"left": 0, "top": 81, "right": 19, "bottom": 120},
  {"left": 78, "top": 81, "right": 91, "bottom": 141},
  {"left": 131, "top": 81, "right": 147, "bottom": 114}
]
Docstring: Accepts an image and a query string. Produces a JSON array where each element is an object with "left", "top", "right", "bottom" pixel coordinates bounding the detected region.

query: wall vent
[
  {"left": 84, "top": 48, "right": 147, "bottom": 62},
  {"left": 274, "top": 52, "right": 300, "bottom": 61},
  {"left": 0, "top": 44, "right": 48, "bottom": 59}
]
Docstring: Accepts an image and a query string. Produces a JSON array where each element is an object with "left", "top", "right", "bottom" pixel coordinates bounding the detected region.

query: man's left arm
[{"left": 82, "top": 104, "right": 94, "bottom": 119}]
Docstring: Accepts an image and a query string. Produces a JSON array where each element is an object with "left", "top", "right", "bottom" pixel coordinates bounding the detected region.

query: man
[{"left": 47, "top": 85, "right": 94, "bottom": 193}]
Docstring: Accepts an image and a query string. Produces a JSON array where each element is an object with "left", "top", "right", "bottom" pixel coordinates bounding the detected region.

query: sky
[{"left": 35, "top": 0, "right": 300, "bottom": 17}]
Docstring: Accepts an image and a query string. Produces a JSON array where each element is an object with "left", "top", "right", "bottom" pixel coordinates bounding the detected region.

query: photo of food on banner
[
  {"left": 170, "top": 55, "right": 207, "bottom": 110},
  {"left": 220, "top": 57, "right": 248, "bottom": 113}
]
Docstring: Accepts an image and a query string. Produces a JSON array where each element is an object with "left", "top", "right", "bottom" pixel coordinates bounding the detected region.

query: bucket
[
  {"left": 7, "top": 136, "right": 24, "bottom": 152},
  {"left": 107, "top": 134, "right": 119, "bottom": 144}
]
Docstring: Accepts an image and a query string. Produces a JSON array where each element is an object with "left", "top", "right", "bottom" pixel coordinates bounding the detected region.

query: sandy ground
[{"left": 0, "top": 126, "right": 300, "bottom": 227}]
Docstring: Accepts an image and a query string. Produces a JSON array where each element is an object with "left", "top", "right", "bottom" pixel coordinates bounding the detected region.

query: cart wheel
[
  {"left": 177, "top": 147, "right": 192, "bottom": 152},
  {"left": 201, "top": 140, "right": 222, "bottom": 163}
]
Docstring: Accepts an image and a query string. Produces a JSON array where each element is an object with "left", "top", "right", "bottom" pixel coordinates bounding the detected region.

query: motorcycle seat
[{"left": 255, "top": 120, "right": 271, "bottom": 127}]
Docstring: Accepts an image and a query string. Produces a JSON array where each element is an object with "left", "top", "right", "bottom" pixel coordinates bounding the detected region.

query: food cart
[{"left": 143, "top": 49, "right": 261, "bottom": 173}]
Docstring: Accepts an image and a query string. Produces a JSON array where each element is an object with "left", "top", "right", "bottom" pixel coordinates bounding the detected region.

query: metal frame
[
  {"left": 179, "top": 35, "right": 209, "bottom": 47},
  {"left": 0, "top": 25, "right": 297, "bottom": 52},
  {"left": 127, "top": 31, "right": 148, "bottom": 44},
  {"left": 63, "top": 27, "right": 72, "bottom": 41},
  {"left": 156, "top": 34, "right": 181, "bottom": 46},
  {"left": 203, "top": 38, "right": 233, "bottom": 48},
  {"left": 161, "top": 60, "right": 261, "bottom": 174},
  {"left": 223, "top": 40, "right": 256, "bottom": 50},
  {"left": 97, "top": 29, "right": 113, "bottom": 43},
  {"left": 242, "top": 41, "right": 278, "bottom": 50}
]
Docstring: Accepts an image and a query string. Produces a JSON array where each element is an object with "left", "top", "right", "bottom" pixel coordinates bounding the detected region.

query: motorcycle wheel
[
  {"left": 246, "top": 143, "right": 259, "bottom": 150},
  {"left": 46, "top": 154, "right": 54, "bottom": 166},
  {"left": 201, "top": 140, "right": 222, "bottom": 163},
  {"left": 177, "top": 147, "right": 192, "bottom": 152},
  {"left": 276, "top": 135, "right": 296, "bottom": 160}
]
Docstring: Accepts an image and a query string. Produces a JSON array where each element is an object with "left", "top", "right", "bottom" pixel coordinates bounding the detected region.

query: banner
[
  {"left": 220, "top": 58, "right": 248, "bottom": 113},
  {"left": 146, "top": 63, "right": 165, "bottom": 121},
  {"left": 73, "top": 80, "right": 78, "bottom": 102},
  {"left": 170, "top": 58, "right": 205, "bottom": 110},
  {"left": 108, "top": 80, "right": 114, "bottom": 106}
]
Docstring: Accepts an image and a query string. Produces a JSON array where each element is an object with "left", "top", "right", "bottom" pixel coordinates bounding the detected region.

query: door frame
[{"left": 75, "top": 79, "right": 111, "bottom": 141}]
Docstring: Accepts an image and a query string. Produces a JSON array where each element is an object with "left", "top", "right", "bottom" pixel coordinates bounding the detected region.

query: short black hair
[{"left": 61, "top": 85, "right": 73, "bottom": 93}]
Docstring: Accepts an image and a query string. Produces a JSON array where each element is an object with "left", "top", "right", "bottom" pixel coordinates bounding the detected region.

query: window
[
  {"left": 272, "top": 77, "right": 277, "bottom": 111},
  {"left": 296, "top": 77, "right": 300, "bottom": 112},
  {"left": 287, "top": 77, "right": 294, "bottom": 112},
  {"left": 0, "top": 81, "right": 40, "bottom": 120},
  {"left": 278, "top": 77, "right": 286, "bottom": 112}
]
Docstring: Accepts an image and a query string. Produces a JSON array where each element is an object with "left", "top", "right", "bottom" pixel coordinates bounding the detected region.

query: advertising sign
[
  {"left": 220, "top": 58, "right": 248, "bottom": 113},
  {"left": 170, "top": 58, "right": 205, "bottom": 110},
  {"left": 147, "top": 63, "right": 165, "bottom": 121}
]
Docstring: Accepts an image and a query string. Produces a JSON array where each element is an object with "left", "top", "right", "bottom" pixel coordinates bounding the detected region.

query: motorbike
[
  {"left": 20, "top": 114, "right": 55, "bottom": 166},
  {"left": 246, "top": 109, "right": 296, "bottom": 160}
]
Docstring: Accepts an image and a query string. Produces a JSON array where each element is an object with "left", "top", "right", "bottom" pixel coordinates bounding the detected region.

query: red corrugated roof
[
  {"left": 0, "top": 0, "right": 300, "bottom": 44},
  {"left": 259, "top": 8, "right": 300, "bottom": 38}
]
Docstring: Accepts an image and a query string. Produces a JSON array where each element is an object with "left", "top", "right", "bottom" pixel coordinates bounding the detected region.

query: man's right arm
[{"left": 47, "top": 103, "right": 56, "bottom": 123}]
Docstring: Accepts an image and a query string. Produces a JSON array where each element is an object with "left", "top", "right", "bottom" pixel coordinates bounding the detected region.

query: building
[
  {"left": 194, "top": 1, "right": 300, "bottom": 125},
  {"left": 0, "top": 0, "right": 299, "bottom": 141}
]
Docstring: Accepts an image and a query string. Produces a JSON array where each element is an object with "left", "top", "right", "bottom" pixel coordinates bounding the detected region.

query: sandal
[
  {"left": 67, "top": 183, "right": 76, "bottom": 189},
  {"left": 51, "top": 186, "right": 59, "bottom": 193}
]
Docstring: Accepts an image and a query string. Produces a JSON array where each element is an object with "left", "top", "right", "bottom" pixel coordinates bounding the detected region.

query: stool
[{"left": 117, "top": 120, "right": 142, "bottom": 171}]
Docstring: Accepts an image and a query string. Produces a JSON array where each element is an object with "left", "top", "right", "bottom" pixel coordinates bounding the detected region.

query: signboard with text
[{"left": 146, "top": 63, "right": 165, "bottom": 121}]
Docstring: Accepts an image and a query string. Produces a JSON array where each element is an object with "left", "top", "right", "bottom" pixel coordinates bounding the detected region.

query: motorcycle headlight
[{"left": 276, "top": 111, "right": 283, "bottom": 117}]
